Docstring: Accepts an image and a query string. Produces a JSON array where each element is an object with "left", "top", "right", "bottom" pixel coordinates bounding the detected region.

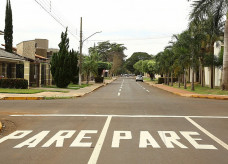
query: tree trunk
[
  {"left": 191, "top": 69, "right": 195, "bottom": 91},
  {"left": 210, "top": 65, "right": 214, "bottom": 89},
  {"left": 171, "top": 72, "right": 173, "bottom": 86},
  {"left": 178, "top": 75, "right": 181, "bottom": 88},
  {"left": 86, "top": 75, "right": 89, "bottom": 84},
  {"left": 164, "top": 74, "right": 167, "bottom": 84},
  {"left": 167, "top": 72, "right": 169, "bottom": 86},
  {"left": 184, "top": 70, "right": 187, "bottom": 89},
  {"left": 222, "top": 17, "right": 228, "bottom": 90},
  {"left": 201, "top": 67, "right": 204, "bottom": 87}
]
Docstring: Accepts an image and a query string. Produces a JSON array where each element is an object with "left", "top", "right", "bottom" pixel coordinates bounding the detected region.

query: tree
[
  {"left": 4, "top": 0, "right": 13, "bottom": 53},
  {"left": 50, "top": 28, "right": 71, "bottom": 88},
  {"left": 89, "top": 41, "right": 111, "bottom": 62},
  {"left": 187, "top": 0, "right": 228, "bottom": 90},
  {"left": 89, "top": 41, "right": 126, "bottom": 76},
  {"left": 69, "top": 50, "right": 79, "bottom": 84},
  {"left": 144, "top": 60, "right": 156, "bottom": 80},
  {"left": 133, "top": 60, "right": 143, "bottom": 74},
  {"left": 83, "top": 55, "right": 98, "bottom": 84},
  {"left": 109, "top": 43, "right": 127, "bottom": 75},
  {"left": 125, "top": 52, "right": 152, "bottom": 73}
]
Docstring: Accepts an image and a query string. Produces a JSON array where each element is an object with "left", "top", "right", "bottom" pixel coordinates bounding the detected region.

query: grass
[
  {"left": 143, "top": 77, "right": 158, "bottom": 83},
  {"left": 104, "top": 77, "right": 112, "bottom": 80},
  {"left": 44, "top": 96, "right": 73, "bottom": 100},
  {"left": 172, "top": 83, "right": 228, "bottom": 95},
  {"left": 43, "top": 83, "right": 91, "bottom": 90},
  {"left": 0, "top": 88, "right": 68, "bottom": 94}
]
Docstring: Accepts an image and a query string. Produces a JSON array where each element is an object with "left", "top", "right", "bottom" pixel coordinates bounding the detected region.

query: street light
[{"left": 78, "top": 17, "right": 102, "bottom": 85}]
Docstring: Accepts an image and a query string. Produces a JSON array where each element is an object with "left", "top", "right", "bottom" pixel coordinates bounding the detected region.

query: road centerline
[{"left": 88, "top": 116, "right": 112, "bottom": 164}]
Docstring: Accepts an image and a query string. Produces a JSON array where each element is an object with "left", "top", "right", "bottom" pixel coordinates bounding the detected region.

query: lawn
[
  {"left": 172, "top": 83, "right": 228, "bottom": 95},
  {"left": 0, "top": 88, "right": 69, "bottom": 94},
  {"left": 143, "top": 77, "right": 158, "bottom": 83}
]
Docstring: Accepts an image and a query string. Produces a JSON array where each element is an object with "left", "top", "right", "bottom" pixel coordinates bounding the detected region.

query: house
[
  {"left": 0, "top": 48, "right": 26, "bottom": 79},
  {"left": 16, "top": 39, "right": 55, "bottom": 87},
  {"left": 204, "top": 41, "right": 223, "bottom": 87}
]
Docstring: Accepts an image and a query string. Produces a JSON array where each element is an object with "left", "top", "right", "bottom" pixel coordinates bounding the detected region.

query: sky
[{"left": 0, "top": 0, "right": 192, "bottom": 58}]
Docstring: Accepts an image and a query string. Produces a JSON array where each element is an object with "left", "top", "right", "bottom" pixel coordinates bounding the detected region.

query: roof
[
  {"left": 35, "top": 54, "right": 48, "bottom": 60},
  {"left": 0, "top": 49, "right": 26, "bottom": 61},
  {"left": 1, "top": 44, "right": 17, "bottom": 51}
]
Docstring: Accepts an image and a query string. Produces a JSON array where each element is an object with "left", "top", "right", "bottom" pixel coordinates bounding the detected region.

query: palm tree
[
  {"left": 83, "top": 55, "right": 98, "bottom": 84},
  {"left": 188, "top": 0, "right": 228, "bottom": 90}
]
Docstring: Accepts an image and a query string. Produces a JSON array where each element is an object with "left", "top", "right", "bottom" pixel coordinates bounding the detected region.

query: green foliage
[
  {"left": 4, "top": 0, "right": 13, "bottom": 53},
  {"left": 51, "top": 28, "right": 75, "bottom": 88},
  {"left": 69, "top": 50, "right": 79, "bottom": 84},
  {"left": 83, "top": 55, "right": 98, "bottom": 83},
  {"left": 97, "top": 62, "right": 109, "bottom": 76},
  {"left": 125, "top": 52, "right": 152, "bottom": 73},
  {"left": 133, "top": 60, "right": 143, "bottom": 73},
  {"left": 133, "top": 60, "right": 156, "bottom": 79},
  {"left": 0, "top": 78, "right": 28, "bottom": 89},
  {"left": 89, "top": 41, "right": 126, "bottom": 75}
]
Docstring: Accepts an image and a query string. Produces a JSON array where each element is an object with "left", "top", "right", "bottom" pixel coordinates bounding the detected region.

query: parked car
[{"left": 136, "top": 75, "right": 143, "bottom": 82}]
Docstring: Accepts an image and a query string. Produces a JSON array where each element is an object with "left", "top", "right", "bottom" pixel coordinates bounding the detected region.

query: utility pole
[
  {"left": 79, "top": 17, "right": 83, "bottom": 85},
  {"left": 78, "top": 17, "right": 101, "bottom": 85}
]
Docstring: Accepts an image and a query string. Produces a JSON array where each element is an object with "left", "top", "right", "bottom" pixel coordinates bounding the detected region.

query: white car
[{"left": 136, "top": 75, "right": 143, "bottom": 82}]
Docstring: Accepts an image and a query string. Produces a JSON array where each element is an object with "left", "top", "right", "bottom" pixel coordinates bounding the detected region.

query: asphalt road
[{"left": 0, "top": 77, "right": 228, "bottom": 164}]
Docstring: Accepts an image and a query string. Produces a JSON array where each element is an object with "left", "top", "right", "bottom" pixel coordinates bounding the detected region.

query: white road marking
[
  {"left": 119, "top": 89, "right": 122, "bottom": 92},
  {"left": 185, "top": 117, "right": 228, "bottom": 150},
  {"left": 10, "top": 114, "right": 228, "bottom": 119},
  {"left": 146, "top": 90, "right": 150, "bottom": 92},
  {"left": 118, "top": 92, "right": 121, "bottom": 96},
  {"left": 88, "top": 116, "right": 112, "bottom": 164}
]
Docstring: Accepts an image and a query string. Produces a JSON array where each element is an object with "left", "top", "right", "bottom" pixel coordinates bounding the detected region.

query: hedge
[
  {"left": 94, "top": 77, "right": 104, "bottom": 83},
  {"left": 0, "top": 78, "right": 28, "bottom": 89},
  {"left": 158, "top": 77, "right": 178, "bottom": 84}
]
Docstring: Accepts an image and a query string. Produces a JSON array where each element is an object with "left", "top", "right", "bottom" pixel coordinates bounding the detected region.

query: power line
[{"left": 34, "top": 0, "right": 79, "bottom": 39}]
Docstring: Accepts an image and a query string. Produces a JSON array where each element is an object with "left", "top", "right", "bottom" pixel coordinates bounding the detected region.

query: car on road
[{"left": 136, "top": 75, "right": 143, "bottom": 82}]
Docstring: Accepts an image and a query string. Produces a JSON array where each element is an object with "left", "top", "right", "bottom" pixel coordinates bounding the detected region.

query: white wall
[{"left": 204, "top": 41, "right": 223, "bottom": 87}]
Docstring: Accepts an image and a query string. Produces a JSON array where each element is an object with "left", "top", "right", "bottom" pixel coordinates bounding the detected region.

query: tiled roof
[{"left": 0, "top": 49, "right": 25, "bottom": 61}]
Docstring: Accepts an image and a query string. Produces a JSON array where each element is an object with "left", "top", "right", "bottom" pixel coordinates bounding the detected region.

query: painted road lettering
[
  {"left": 112, "top": 131, "right": 132, "bottom": 148},
  {"left": 0, "top": 130, "right": 217, "bottom": 150},
  {"left": 70, "top": 130, "right": 97, "bottom": 147}
]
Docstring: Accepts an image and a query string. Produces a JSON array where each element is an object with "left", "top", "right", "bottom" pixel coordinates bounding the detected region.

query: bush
[
  {"left": 0, "top": 78, "right": 28, "bottom": 89},
  {"left": 158, "top": 77, "right": 178, "bottom": 84},
  {"left": 95, "top": 77, "right": 104, "bottom": 83},
  {"left": 158, "top": 77, "right": 164, "bottom": 84}
]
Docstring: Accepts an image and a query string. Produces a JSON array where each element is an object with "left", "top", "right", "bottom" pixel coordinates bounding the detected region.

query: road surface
[{"left": 0, "top": 77, "right": 228, "bottom": 164}]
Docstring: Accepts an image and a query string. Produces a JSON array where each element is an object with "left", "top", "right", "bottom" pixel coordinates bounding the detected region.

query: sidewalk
[
  {"left": 145, "top": 81, "right": 228, "bottom": 100},
  {"left": 0, "top": 78, "right": 116, "bottom": 100}
]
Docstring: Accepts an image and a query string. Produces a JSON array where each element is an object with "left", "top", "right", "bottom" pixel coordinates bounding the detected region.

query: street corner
[{"left": 0, "top": 120, "right": 17, "bottom": 136}]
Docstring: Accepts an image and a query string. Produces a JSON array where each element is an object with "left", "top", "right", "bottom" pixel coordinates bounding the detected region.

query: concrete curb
[
  {"left": 144, "top": 81, "right": 228, "bottom": 100},
  {"left": 0, "top": 121, "right": 2, "bottom": 131},
  {"left": 3, "top": 97, "right": 44, "bottom": 100}
]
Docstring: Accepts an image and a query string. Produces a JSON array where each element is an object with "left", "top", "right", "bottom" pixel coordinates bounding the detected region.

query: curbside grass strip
[{"left": 144, "top": 81, "right": 228, "bottom": 100}]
